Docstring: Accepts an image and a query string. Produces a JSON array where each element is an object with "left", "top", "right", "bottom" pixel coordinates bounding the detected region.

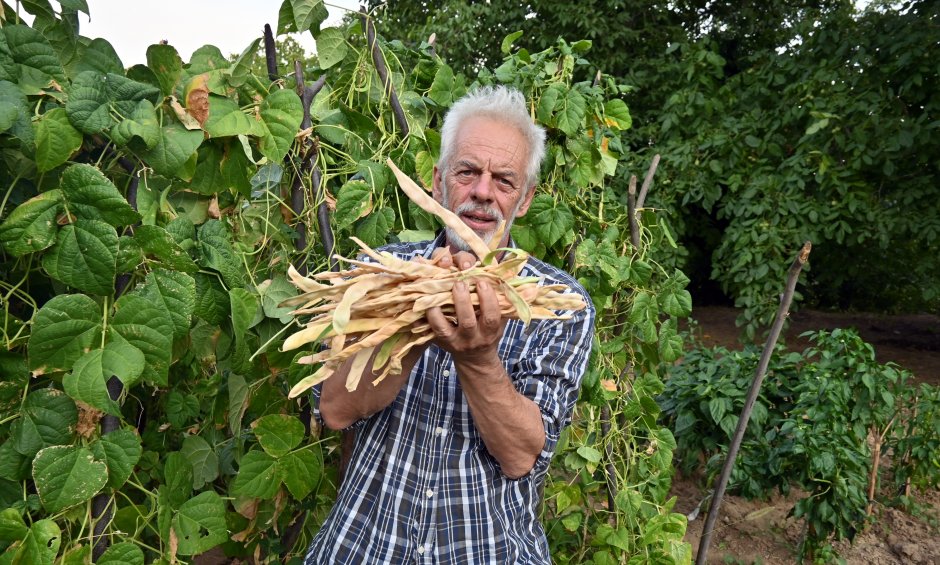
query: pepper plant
[
  {"left": 0, "top": 1, "right": 691, "bottom": 562},
  {"left": 662, "top": 328, "right": 934, "bottom": 562}
]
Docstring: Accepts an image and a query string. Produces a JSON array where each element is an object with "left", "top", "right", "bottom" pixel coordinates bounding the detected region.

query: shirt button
[
  {"left": 426, "top": 489, "right": 434, "bottom": 498},
  {"left": 435, "top": 427, "right": 444, "bottom": 436},
  {"left": 417, "top": 546, "right": 425, "bottom": 555},
  {"left": 442, "top": 369, "right": 450, "bottom": 377}
]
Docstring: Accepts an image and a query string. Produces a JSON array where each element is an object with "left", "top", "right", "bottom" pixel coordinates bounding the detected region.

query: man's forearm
[
  {"left": 320, "top": 346, "right": 423, "bottom": 430},
  {"left": 455, "top": 353, "right": 546, "bottom": 479}
]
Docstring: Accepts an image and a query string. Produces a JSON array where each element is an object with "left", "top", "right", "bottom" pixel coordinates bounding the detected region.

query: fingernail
[{"left": 478, "top": 281, "right": 488, "bottom": 291}]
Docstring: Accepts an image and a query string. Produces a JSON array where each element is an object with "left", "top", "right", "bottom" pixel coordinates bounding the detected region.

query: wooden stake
[
  {"left": 627, "top": 174, "right": 640, "bottom": 252},
  {"left": 866, "top": 418, "right": 895, "bottom": 517},
  {"left": 636, "top": 154, "right": 660, "bottom": 210},
  {"left": 903, "top": 397, "right": 918, "bottom": 498},
  {"left": 696, "top": 241, "right": 812, "bottom": 565},
  {"left": 867, "top": 427, "right": 883, "bottom": 517},
  {"left": 92, "top": 157, "right": 141, "bottom": 560}
]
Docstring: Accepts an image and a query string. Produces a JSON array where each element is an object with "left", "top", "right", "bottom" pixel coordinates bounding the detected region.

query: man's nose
[{"left": 470, "top": 173, "right": 495, "bottom": 201}]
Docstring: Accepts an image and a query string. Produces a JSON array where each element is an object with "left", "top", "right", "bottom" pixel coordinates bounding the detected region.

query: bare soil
[{"left": 674, "top": 306, "right": 940, "bottom": 564}]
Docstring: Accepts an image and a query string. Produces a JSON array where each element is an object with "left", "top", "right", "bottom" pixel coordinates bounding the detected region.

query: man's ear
[
  {"left": 515, "top": 185, "right": 537, "bottom": 218},
  {"left": 432, "top": 166, "right": 443, "bottom": 204}
]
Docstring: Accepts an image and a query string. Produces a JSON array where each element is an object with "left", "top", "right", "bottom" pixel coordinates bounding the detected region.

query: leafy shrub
[
  {"left": 662, "top": 328, "right": 930, "bottom": 561},
  {"left": 659, "top": 344, "right": 799, "bottom": 485},
  {"left": 890, "top": 383, "right": 940, "bottom": 495}
]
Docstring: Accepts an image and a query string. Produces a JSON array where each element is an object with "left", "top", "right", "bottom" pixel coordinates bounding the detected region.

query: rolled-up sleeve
[{"left": 510, "top": 293, "right": 595, "bottom": 476}]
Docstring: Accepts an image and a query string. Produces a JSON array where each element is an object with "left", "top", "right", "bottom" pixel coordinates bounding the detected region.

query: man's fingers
[
  {"left": 453, "top": 251, "right": 477, "bottom": 271},
  {"left": 426, "top": 306, "right": 454, "bottom": 339},
  {"left": 477, "top": 280, "right": 501, "bottom": 329},
  {"left": 452, "top": 281, "right": 477, "bottom": 330},
  {"left": 431, "top": 247, "right": 453, "bottom": 269},
  {"left": 427, "top": 248, "right": 476, "bottom": 271},
  {"left": 424, "top": 251, "right": 506, "bottom": 355}
]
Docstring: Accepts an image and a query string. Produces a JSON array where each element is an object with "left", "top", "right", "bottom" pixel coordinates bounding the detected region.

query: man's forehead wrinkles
[
  {"left": 452, "top": 140, "right": 525, "bottom": 174},
  {"left": 502, "top": 144, "right": 524, "bottom": 174},
  {"left": 455, "top": 134, "right": 523, "bottom": 155}
]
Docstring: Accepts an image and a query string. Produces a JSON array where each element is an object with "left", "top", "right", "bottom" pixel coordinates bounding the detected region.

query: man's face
[{"left": 433, "top": 116, "right": 536, "bottom": 254}]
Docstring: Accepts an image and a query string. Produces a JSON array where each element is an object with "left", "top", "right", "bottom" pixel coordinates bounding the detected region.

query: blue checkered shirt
[{"left": 304, "top": 234, "right": 595, "bottom": 564}]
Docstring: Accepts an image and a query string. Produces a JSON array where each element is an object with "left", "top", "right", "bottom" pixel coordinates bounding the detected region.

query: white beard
[{"left": 441, "top": 179, "right": 526, "bottom": 254}]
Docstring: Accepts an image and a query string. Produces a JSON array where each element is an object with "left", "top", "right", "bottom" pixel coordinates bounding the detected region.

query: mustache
[{"left": 454, "top": 202, "right": 504, "bottom": 223}]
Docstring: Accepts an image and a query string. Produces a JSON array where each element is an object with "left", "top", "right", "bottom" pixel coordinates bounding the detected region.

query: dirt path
[
  {"left": 688, "top": 306, "right": 940, "bottom": 386},
  {"left": 674, "top": 306, "right": 940, "bottom": 564},
  {"left": 674, "top": 478, "right": 940, "bottom": 564}
]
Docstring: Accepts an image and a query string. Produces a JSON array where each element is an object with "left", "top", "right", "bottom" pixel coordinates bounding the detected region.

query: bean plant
[{"left": 0, "top": 1, "right": 692, "bottom": 563}]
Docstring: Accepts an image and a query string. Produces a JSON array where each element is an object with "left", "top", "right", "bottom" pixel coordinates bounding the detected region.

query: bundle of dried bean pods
[{"left": 280, "top": 160, "right": 585, "bottom": 398}]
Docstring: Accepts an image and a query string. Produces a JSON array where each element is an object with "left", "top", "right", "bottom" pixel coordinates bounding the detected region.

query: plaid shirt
[{"left": 305, "top": 234, "right": 595, "bottom": 564}]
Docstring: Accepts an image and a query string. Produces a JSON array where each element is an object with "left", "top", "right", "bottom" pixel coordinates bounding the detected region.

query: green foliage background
[
  {"left": 0, "top": 0, "right": 691, "bottom": 563},
  {"left": 3, "top": 0, "right": 936, "bottom": 562},
  {"left": 370, "top": 0, "right": 940, "bottom": 336}
]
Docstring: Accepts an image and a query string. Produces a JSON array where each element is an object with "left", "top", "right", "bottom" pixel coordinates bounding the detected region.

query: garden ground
[{"left": 676, "top": 306, "right": 940, "bottom": 564}]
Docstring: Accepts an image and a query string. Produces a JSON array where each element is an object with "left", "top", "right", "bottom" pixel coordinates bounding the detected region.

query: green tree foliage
[
  {"left": 370, "top": 0, "right": 940, "bottom": 337},
  {"left": 364, "top": 0, "right": 683, "bottom": 76},
  {"left": 630, "top": 1, "right": 940, "bottom": 335},
  {"left": 364, "top": 0, "right": 843, "bottom": 79}
]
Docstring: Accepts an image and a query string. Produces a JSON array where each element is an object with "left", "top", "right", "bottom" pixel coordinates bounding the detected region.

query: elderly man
[{"left": 305, "top": 85, "right": 595, "bottom": 564}]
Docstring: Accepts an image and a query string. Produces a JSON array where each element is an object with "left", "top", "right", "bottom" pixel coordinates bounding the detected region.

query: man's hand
[
  {"left": 321, "top": 248, "right": 489, "bottom": 431},
  {"left": 424, "top": 247, "right": 545, "bottom": 479},
  {"left": 425, "top": 249, "right": 505, "bottom": 366}
]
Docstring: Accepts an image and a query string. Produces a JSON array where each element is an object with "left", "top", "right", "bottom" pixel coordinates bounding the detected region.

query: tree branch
[{"left": 291, "top": 63, "right": 333, "bottom": 276}]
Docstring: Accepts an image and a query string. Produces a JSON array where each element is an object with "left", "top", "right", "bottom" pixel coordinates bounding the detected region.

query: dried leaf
[
  {"left": 208, "top": 195, "right": 221, "bottom": 219},
  {"left": 169, "top": 96, "right": 203, "bottom": 130},
  {"left": 75, "top": 401, "right": 103, "bottom": 439},
  {"left": 185, "top": 74, "right": 210, "bottom": 126},
  {"left": 169, "top": 527, "right": 179, "bottom": 564}
]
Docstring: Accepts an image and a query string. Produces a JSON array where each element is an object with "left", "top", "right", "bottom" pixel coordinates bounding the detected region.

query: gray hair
[{"left": 438, "top": 85, "right": 546, "bottom": 190}]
